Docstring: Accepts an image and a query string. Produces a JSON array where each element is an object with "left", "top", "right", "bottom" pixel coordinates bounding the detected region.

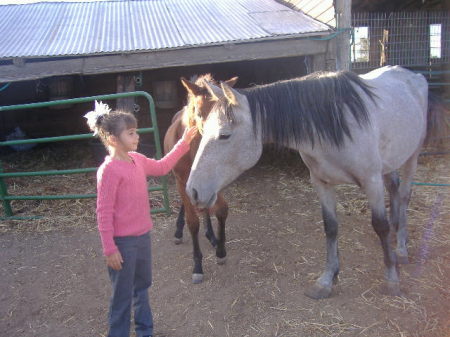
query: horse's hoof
[
  {"left": 384, "top": 281, "right": 401, "bottom": 297},
  {"left": 174, "top": 237, "right": 182, "bottom": 245},
  {"left": 216, "top": 256, "right": 227, "bottom": 265},
  {"left": 396, "top": 254, "right": 409, "bottom": 264},
  {"left": 304, "top": 284, "right": 332, "bottom": 299},
  {"left": 192, "top": 273, "right": 203, "bottom": 284}
]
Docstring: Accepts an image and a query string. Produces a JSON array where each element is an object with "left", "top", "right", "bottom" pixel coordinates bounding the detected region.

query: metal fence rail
[{"left": 0, "top": 91, "right": 170, "bottom": 220}]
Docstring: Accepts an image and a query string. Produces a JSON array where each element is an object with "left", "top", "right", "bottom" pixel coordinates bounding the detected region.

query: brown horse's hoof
[
  {"left": 192, "top": 273, "right": 203, "bottom": 284},
  {"left": 304, "top": 284, "right": 332, "bottom": 299},
  {"left": 216, "top": 257, "right": 227, "bottom": 265},
  {"left": 174, "top": 237, "right": 183, "bottom": 245},
  {"left": 383, "top": 281, "right": 401, "bottom": 297}
]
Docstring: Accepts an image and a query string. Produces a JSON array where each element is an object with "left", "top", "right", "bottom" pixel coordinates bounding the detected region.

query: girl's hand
[
  {"left": 106, "top": 251, "right": 123, "bottom": 270},
  {"left": 182, "top": 126, "right": 198, "bottom": 144}
]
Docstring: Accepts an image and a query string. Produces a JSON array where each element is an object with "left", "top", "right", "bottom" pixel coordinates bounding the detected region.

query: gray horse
[{"left": 186, "top": 66, "right": 447, "bottom": 299}]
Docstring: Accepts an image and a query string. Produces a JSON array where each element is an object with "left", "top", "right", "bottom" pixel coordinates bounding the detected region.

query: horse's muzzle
[{"left": 188, "top": 187, "right": 217, "bottom": 209}]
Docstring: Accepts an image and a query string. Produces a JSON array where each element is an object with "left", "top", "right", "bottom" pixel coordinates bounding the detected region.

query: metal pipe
[
  {"left": 0, "top": 168, "right": 97, "bottom": 178},
  {"left": 0, "top": 186, "right": 164, "bottom": 201},
  {"left": 0, "top": 91, "right": 153, "bottom": 112},
  {"left": 0, "top": 162, "right": 13, "bottom": 216},
  {"left": 0, "top": 127, "right": 154, "bottom": 146},
  {"left": 0, "top": 91, "right": 171, "bottom": 219}
]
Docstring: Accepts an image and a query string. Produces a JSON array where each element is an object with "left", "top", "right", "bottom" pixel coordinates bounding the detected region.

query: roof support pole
[
  {"left": 335, "top": 0, "right": 351, "bottom": 70},
  {"left": 443, "top": 0, "right": 450, "bottom": 100}
]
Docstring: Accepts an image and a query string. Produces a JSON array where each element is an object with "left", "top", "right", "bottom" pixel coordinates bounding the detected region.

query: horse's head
[
  {"left": 181, "top": 74, "right": 238, "bottom": 134},
  {"left": 186, "top": 81, "right": 263, "bottom": 209}
]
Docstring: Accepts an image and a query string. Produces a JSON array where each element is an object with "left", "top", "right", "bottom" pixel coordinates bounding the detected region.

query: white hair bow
[{"left": 84, "top": 101, "right": 111, "bottom": 135}]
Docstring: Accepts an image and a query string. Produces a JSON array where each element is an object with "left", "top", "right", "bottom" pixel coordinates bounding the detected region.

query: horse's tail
[{"left": 424, "top": 91, "right": 449, "bottom": 146}]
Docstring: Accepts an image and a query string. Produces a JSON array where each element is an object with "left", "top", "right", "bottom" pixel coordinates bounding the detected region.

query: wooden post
[
  {"left": 443, "top": 1, "right": 450, "bottom": 100},
  {"left": 116, "top": 73, "right": 136, "bottom": 112},
  {"left": 335, "top": 0, "right": 351, "bottom": 70}
]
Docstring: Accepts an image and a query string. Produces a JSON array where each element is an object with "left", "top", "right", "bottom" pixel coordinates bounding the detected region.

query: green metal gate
[{"left": 0, "top": 91, "right": 170, "bottom": 220}]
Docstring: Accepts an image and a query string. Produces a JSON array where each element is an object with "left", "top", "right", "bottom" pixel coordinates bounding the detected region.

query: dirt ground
[{"left": 0, "top": 143, "right": 449, "bottom": 337}]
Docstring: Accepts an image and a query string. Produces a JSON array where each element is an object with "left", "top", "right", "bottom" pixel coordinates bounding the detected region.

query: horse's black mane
[{"left": 238, "top": 71, "right": 376, "bottom": 148}]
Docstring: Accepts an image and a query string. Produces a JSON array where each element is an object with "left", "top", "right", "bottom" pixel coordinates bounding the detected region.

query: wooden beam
[
  {"left": 0, "top": 38, "right": 329, "bottom": 83},
  {"left": 312, "top": 53, "right": 326, "bottom": 72},
  {"left": 116, "top": 74, "right": 136, "bottom": 112},
  {"left": 335, "top": 0, "right": 351, "bottom": 70}
]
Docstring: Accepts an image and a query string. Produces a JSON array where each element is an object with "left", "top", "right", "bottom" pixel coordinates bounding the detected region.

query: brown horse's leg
[
  {"left": 175, "top": 174, "right": 216, "bottom": 247},
  {"left": 203, "top": 213, "right": 217, "bottom": 247},
  {"left": 174, "top": 203, "right": 185, "bottom": 244},
  {"left": 185, "top": 204, "right": 203, "bottom": 283},
  {"left": 211, "top": 193, "right": 228, "bottom": 265},
  {"left": 176, "top": 179, "right": 204, "bottom": 283}
]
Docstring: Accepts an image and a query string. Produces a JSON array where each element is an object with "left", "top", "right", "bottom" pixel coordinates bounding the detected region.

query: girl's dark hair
[{"left": 87, "top": 110, "right": 137, "bottom": 146}]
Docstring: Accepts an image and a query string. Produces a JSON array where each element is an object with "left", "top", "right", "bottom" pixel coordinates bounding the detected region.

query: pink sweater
[{"left": 96, "top": 139, "right": 189, "bottom": 256}]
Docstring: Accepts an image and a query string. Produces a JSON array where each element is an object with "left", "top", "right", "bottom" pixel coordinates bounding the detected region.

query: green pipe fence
[{"left": 0, "top": 91, "right": 171, "bottom": 220}]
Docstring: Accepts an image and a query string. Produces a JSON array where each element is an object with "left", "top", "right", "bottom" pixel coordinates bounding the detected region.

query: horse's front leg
[
  {"left": 305, "top": 177, "right": 339, "bottom": 299},
  {"left": 176, "top": 181, "right": 204, "bottom": 283},
  {"left": 174, "top": 203, "right": 185, "bottom": 244},
  {"left": 186, "top": 209, "right": 203, "bottom": 283},
  {"left": 203, "top": 213, "right": 217, "bottom": 247},
  {"left": 210, "top": 193, "right": 228, "bottom": 265},
  {"left": 365, "top": 175, "right": 401, "bottom": 296}
]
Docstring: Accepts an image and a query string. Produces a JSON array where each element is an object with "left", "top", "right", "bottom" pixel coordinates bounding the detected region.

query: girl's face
[{"left": 116, "top": 127, "right": 139, "bottom": 152}]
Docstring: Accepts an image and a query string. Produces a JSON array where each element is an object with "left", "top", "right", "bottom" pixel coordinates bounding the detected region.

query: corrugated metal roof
[
  {"left": 282, "top": 0, "right": 336, "bottom": 26},
  {"left": 0, "top": 0, "right": 331, "bottom": 59}
]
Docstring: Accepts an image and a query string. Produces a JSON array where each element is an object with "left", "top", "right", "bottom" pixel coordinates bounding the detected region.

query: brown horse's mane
[{"left": 182, "top": 73, "right": 219, "bottom": 131}]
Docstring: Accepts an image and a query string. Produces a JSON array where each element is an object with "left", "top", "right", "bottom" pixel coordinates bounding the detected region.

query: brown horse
[{"left": 163, "top": 74, "right": 238, "bottom": 283}]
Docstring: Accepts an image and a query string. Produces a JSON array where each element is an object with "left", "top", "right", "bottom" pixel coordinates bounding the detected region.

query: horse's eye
[{"left": 219, "top": 134, "right": 231, "bottom": 140}]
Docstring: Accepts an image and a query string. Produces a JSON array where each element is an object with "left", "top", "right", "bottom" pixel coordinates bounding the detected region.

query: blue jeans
[{"left": 107, "top": 232, "right": 153, "bottom": 337}]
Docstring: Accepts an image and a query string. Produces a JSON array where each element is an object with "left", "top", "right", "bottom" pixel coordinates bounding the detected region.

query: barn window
[
  {"left": 429, "top": 24, "right": 441, "bottom": 59},
  {"left": 351, "top": 26, "right": 369, "bottom": 62}
]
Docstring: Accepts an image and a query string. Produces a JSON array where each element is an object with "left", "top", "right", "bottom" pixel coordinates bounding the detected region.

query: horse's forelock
[
  {"left": 211, "top": 98, "right": 235, "bottom": 124},
  {"left": 195, "top": 73, "right": 216, "bottom": 86},
  {"left": 182, "top": 74, "right": 221, "bottom": 132}
]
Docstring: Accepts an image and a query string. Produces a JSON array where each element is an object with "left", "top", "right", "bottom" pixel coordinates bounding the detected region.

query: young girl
[{"left": 85, "top": 101, "right": 197, "bottom": 337}]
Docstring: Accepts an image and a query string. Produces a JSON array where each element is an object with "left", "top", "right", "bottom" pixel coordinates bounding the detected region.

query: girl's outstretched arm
[
  {"left": 142, "top": 126, "right": 197, "bottom": 176},
  {"left": 182, "top": 125, "right": 198, "bottom": 144}
]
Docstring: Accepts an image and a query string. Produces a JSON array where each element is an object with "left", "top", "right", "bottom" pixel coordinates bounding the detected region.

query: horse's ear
[
  {"left": 224, "top": 76, "right": 238, "bottom": 88},
  {"left": 221, "top": 81, "right": 238, "bottom": 105},
  {"left": 203, "top": 80, "right": 222, "bottom": 101},
  {"left": 181, "top": 77, "right": 202, "bottom": 96}
]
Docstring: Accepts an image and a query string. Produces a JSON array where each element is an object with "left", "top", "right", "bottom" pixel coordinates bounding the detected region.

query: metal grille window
[
  {"left": 351, "top": 26, "right": 369, "bottom": 62},
  {"left": 430, "top": 23, "right": 442, "bottom": 59},
  {"left": 351, "top": 11, "right": 450, "bottom": 70}
]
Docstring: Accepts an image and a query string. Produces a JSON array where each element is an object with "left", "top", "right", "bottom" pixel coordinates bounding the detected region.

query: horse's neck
[
  {"left": 262, "top": 138, "right": 309, "bottom": 153},
  {"left": 258, "top": 122, "right": 306, "bottom": 151}
]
